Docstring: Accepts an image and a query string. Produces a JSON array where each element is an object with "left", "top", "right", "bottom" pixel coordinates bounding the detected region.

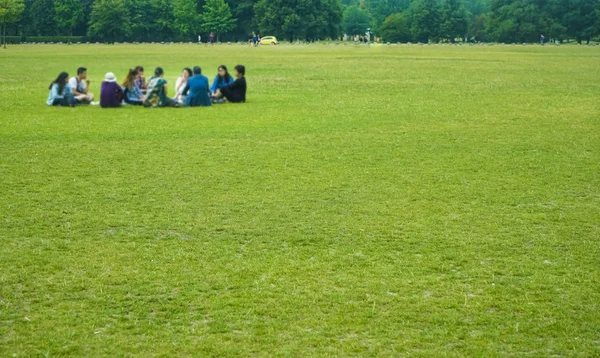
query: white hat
[{"left": 104, "top": 72, "right": 117, "bottom": 83}]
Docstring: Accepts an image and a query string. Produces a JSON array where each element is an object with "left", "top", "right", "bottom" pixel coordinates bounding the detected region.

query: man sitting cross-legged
[
  {"left": 214, "top": 65, "right": 246, "bottom": 104},
  {"left": 69, "top": 67, "right": 95, "bottom": 104},
  {"left": 182, "top": 66, "right": 211, "bottom": 107}
]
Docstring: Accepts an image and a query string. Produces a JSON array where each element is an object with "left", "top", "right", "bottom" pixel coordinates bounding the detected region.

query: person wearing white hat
[{"left": 100, "top": 72, "right": 125, "bottom": 108}]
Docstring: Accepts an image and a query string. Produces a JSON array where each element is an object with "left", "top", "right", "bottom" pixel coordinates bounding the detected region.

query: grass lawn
[{"left": 0, "top": 43, "right": 599, "bottom": 356}]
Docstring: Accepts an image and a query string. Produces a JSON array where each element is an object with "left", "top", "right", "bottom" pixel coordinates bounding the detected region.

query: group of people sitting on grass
[{"left": 47, "top": 64, "right": 247, "bottom": 108}]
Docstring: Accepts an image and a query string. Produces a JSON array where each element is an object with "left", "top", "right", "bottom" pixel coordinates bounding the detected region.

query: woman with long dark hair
[
  {"left": 135, "top": 66, "right": 146, "bottom": 93},
  {"left": 122, "top": 68, "right": 144, "bottom": 105},
  {"left": 47, "top": 72, "right": 75, "bottom": 106},
  {"left": 210, "top": 65, "right": 234, "bottom": 98},
  {"left": 175, "top": 67, "right": 193, "bottom": 103}
]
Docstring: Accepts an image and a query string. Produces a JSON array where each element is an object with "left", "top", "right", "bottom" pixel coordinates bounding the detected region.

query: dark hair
[
  {"left": 49, "top": 72, "right": 69, "bottom": 93},
  {"left": 122, "top": 68, "right": 137, "bottom": 88},
  {"left": 155, "top": 67, "right": 164, "bottom": 77},
  {"left": 218, "top": 65, "right": 231, "bottom": 82},
  {"left": 235, "top": 65, "right": 245, "bottom": 76},
  {"left": 183, "top": 67, "right": 192, "bottom": 77},
  {"left": 77, "top": 67, "right": 87, "bottom": 75},
  {"left": 135, "top": 66, "right": 144, "bottom": 72},
  {"left": 193, "top": 66, "right": 201, "bottom": 75}
]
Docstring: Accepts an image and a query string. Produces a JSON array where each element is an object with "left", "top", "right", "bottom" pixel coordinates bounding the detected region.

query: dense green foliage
[
  {"left": 173, "top": 0, "right": 200, "bottom": 38},
  {"left": 342, "top": 5, "right": 371, "bottom": 36},
  {"left": 0, "top": 0, "right": 24, "bottom": 48},
  {"left": 0, "top": 43, "right": 599, "bottom": 356},
  {"left": 54, "top": 0, "right": 84, "bottom": 42},
  {"left": 379, "top": 12, "right": 411, "bottom": 42},
  {"left": 201, "top": 0, "right": 235, "bottom": 39},
  {"left": 3, "top": 35, "right": 86, "bottom": 43},
  {"left": 87, "top": 0, "right": 130, "bottom": 43},
  {"left": 254, "top": 0, "right": 342, "bottom": 41},
  {"left": 2, "top": 0, "right": 600, "bottom": 43}
]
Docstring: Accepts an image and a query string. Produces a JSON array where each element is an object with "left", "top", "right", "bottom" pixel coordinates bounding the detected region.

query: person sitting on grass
[
  {"left": 69, "top": 67, "right": 94, "bottom": 104},
  {"left": 100, "top": 72, "right": 124, "bottom": 108},
  {"left": 144, "top": 67, "right": 177, "bottom": 107},
  {"left": 214, "top": 65, "right": 247, "bottom": 103},
  {"left": 175, "top": 67, "right": 192, "bottom": 104},
  {"left": 182, "top": 66, "right": 211, "bottom": 107},
  {"left": 210, "top": 65, "right": 234, "bottom": 99},
  {"left": 47, "top": 72, "right": 75, "bottom": 107},
  {"left": 135, "top": 66, "right": 146, "bottom": 93},
  {"left": 122, "top": 68, "right": 145, "bottom": 105}
]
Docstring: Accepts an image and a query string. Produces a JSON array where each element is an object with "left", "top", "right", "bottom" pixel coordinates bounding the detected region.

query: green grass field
[{"left": 1, "top": 43, "right": 599, "bottom": 356}]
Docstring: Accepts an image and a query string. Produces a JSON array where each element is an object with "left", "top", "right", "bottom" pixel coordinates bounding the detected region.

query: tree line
[{"left": 1, "top": 0, "right": 599, "bottom": 46}]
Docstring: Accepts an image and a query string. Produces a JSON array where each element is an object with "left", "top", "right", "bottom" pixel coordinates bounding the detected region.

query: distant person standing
[
  {"left": 68, "top": 67, "right": 94, "bottom": 104},
  {"left": 248, "top": 33, "right": 254, "bottom": 46},
  {"left": 198, "top": 35, "right": 202, "bottom": 44},
  {"left": 209, "top": 32, "right": 215, "bottom": 44},
  {"left": 540, "top": 34, "right": 545, "bottom": 44},
  {"left": 253, "top": 33, "right": 259, "bottom": 47}
]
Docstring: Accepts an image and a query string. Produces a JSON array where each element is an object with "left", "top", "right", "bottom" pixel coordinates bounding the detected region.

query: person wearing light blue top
[
  {"left": 122, "top": 68, "right": 145, "bottom": 105},
  {"left": 210, "top": 65, "right": 234, "bottom": 97},
  {"left": 47, "top": 72, "right": 75, "bottom": 106},
  {"left": 183, "top": 66, "right": 211, "bottom": 107}
]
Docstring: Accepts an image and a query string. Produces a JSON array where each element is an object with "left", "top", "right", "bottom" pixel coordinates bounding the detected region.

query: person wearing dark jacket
[
  {"left": 182, "top": 66, "right": 211, "bottom": 107},
  {"left": 100, "top": 72, "right": 125, "bottom": 108},
  {"left": 215, "top": 65, "right": 246, "bottom": 103}
]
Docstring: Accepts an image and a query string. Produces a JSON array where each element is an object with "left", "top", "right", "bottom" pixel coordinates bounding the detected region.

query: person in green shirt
[{"left": 144, "top": 67, "right": 178, "bottom": 107}]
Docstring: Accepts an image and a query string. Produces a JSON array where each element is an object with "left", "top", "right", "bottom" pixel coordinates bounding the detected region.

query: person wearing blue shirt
[
  {"left": 47, "top": 72, "right": 75, "bottom": 106},
  {"left": 182, "top": 66, "right": 211, "bottom": 107},
  {"left": 210, "top": 65, "right": 234, "bottom": 98}
]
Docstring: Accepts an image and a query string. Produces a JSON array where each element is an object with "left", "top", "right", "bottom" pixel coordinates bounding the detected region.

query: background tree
[
  {"left": 228, "top": 0, "right": 257, "bottom": 40},
  {"left": 562, "top": 0, "right": 600, "bottom": 44},
  {"left": 439, "top": 0, "right": 469, "bottom": 42},
  {"left": 465, "top": 0, "right": 489, "bottom": 16},
  {"left": 341, "top": 0, "right": 359, "bottom": 8},
  {"left": 467, "top": 13, "right": 486, "bottom": 41},
  {"left": 366, "top": 0, "right": 410, "bottom": 31},
  {"left": 23, "top": 0, "right": 58, "bottom": 36},
  {"left": 88, "top": 0, "right": 130, "bottom": 43},
  {"left": 486, "top": 0, "right": 541, "bottom": 43},
  {"left": 0, "top": 0, "right": 24, "bottom": 48},
  {"left": 254, "top": 0, "right": 340, "bottom": 41},
  {"left": 342, "top": 5, "right": 370, "bottom": 35},
  {"left": 123, "top": 0, "right": 153, "bottom": 42},
  {"left": 254, "top": 0, "right": 300, "bottom": 40},
  {"left": 7, "top": 0, "right": 600, "bottom": 43},
  {"left": 410, "top": 0, "right": 441, "bottom": 42},
  {"left": 303, "top": 0, "right": 342, "bottom": 41},
  {"left": 201, "top": 0, "right": 235, "bottom": 41},
  {"left": 321, "top": 0, "right": 343, "bottom": 39},
  {"left": 252, "top": 0, "right": 281, "bottom": 38},
  {"left": 173, "top": 0, "right": 200, "bottom": 39},
  {"left": 150, "top": 0, "right": 176, "bottom": 41},
  {"left": 54, "top": 0, "right": 83, "bottom": 43},
  {"left": 379, "top": 12, "right": 411, "bottom": 42}
]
